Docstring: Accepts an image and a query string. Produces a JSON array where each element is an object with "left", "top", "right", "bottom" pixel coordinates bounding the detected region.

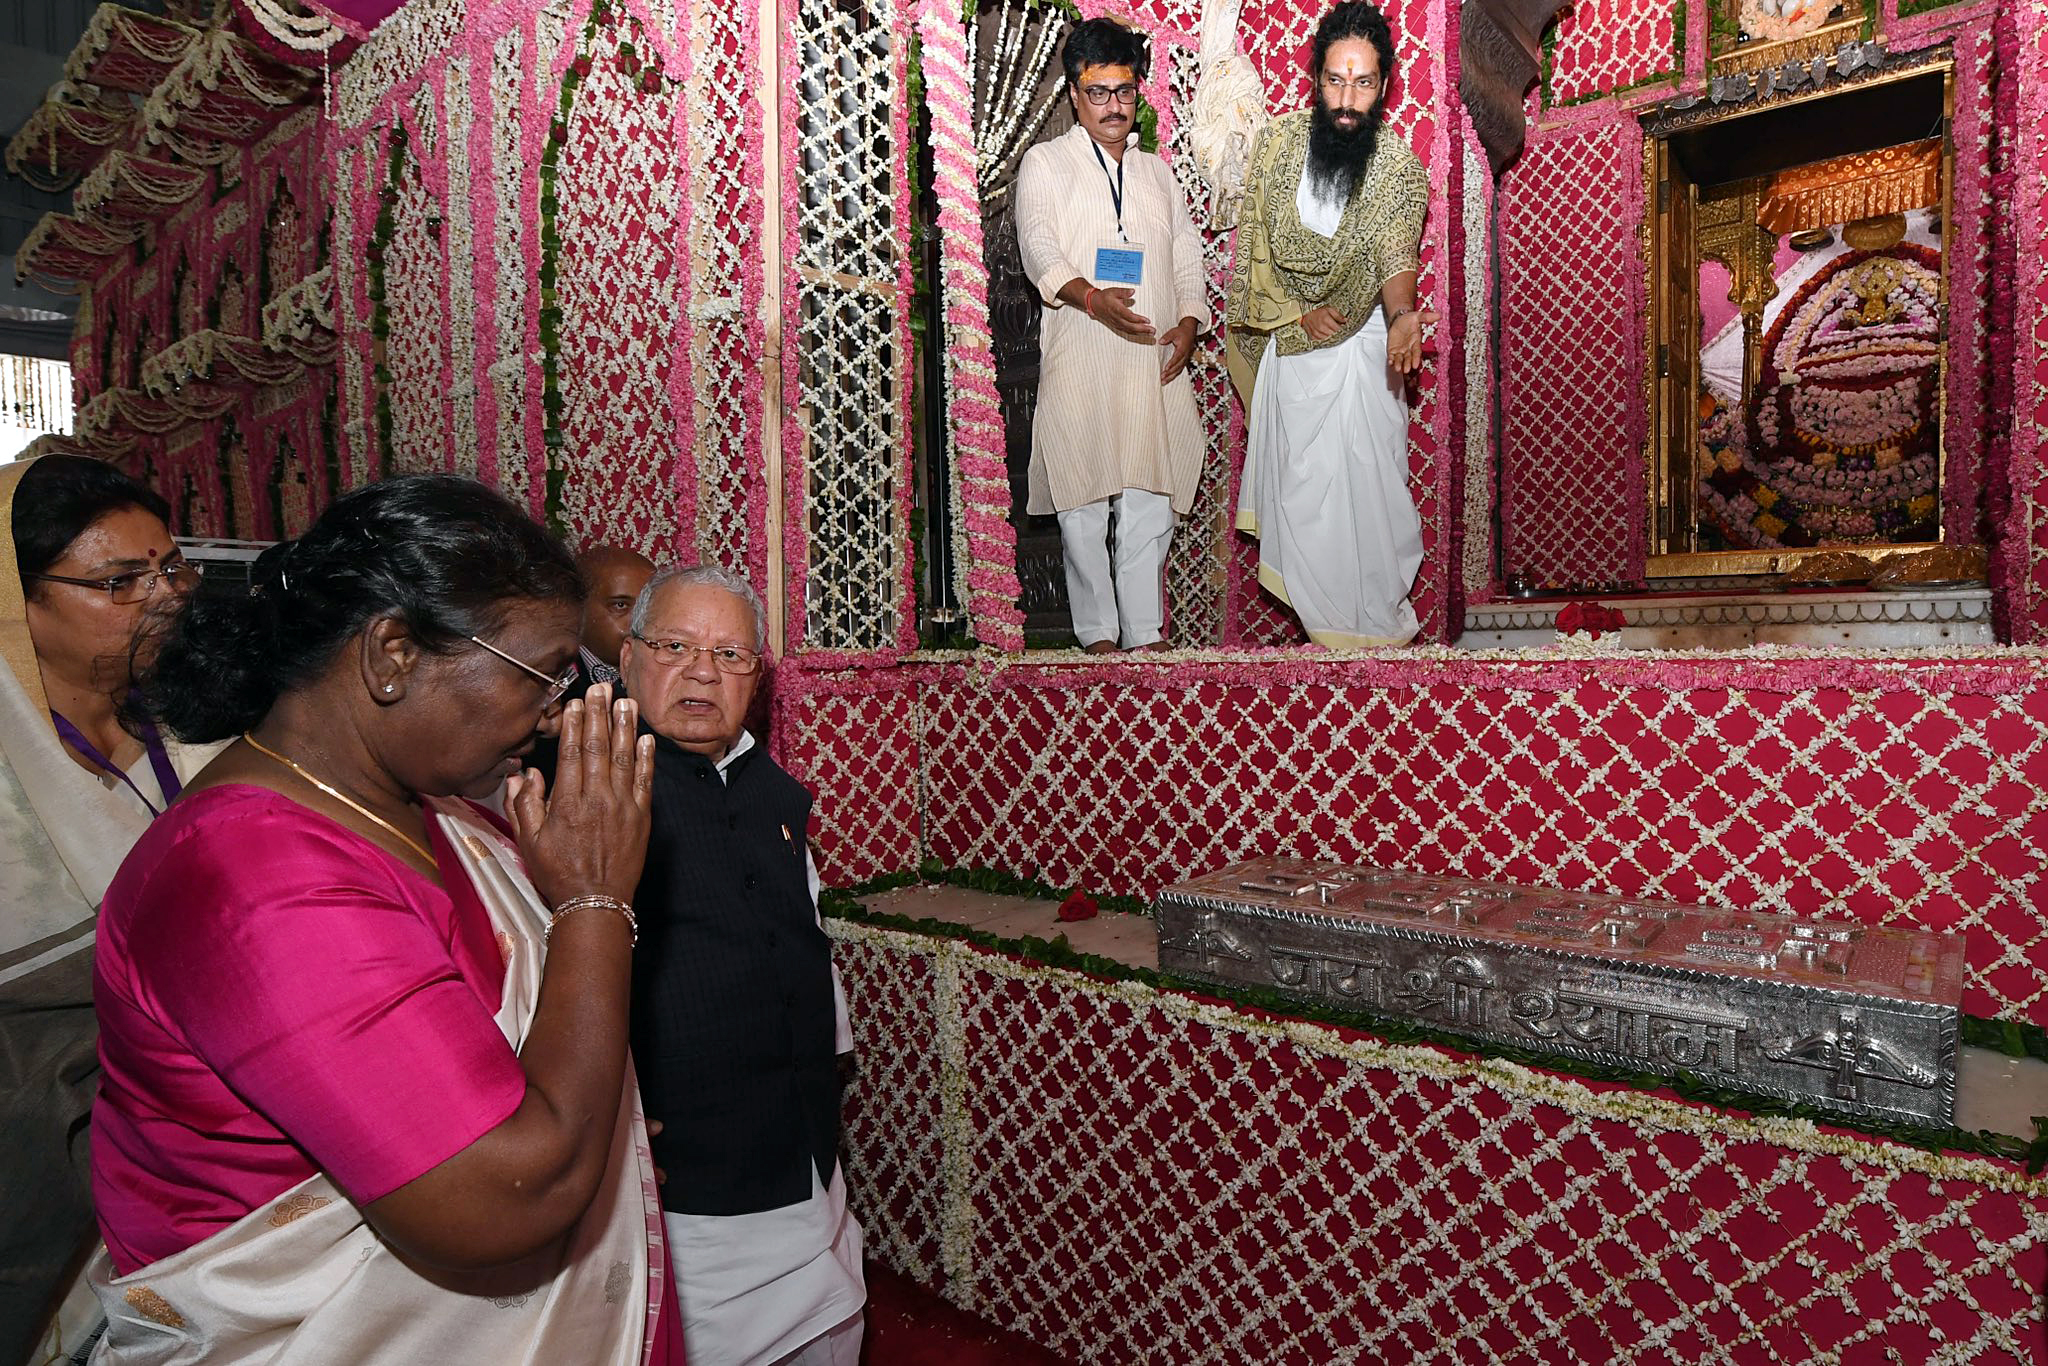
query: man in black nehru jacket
[{"left": 619, "top": 563, "right": 863, "bottom": 1366}]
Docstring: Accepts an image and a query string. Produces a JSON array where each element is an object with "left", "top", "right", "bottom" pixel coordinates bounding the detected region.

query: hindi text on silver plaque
[{"left": 1153, "top": 861, "right": 1964, "bottom": 1126}]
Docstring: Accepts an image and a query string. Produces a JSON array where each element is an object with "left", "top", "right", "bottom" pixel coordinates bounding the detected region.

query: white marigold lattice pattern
[
  {"left": 329, "top": 0, "right": 464, "bottom": 130},
  {"left": 1498, "top": 121, "right": 1642, "bottom": 587},
  {"left": 1547, "top": 0, "right": 1678, "bottom": 106},
  {"left": 383, "top": 125, "right": 453, "bottom": 474},
  {"left": 488, "top": 27, "right": 533, "bottom": 510},
  {"left": 832, "top": 924, "right": 2048, "bottom": 1366},
  {"left": 791, "top": 0, "right": 908, "bottom": 651},
  {"left": 443, "top": 55, "right": 480, "bottom": 479},
  {"left": 787, "top": 658, "right": 2048, "bottom": 1021},
  {"left": 779, "top": 685, "right": 924, "bottom": 883},
  {"left": 834, "top": 935, "right": 948, "bottom": 1284},
  {"left": 1159, "top": 34, "right": 1232, "bottom": 647},
  {"left": 554, "top": 13, "right": 685, "bottom": 557},
  {"left": 687, "top": 0, "right": 764, "bottom": 582}
]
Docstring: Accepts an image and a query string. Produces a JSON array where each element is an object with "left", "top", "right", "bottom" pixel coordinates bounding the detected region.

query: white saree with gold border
[{"left": 85, "top": 797, "right": 664, "bottom": 1366}]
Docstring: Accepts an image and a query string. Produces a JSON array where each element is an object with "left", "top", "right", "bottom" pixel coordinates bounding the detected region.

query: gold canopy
[{"left": 1756, "top": 138, "right": 1942, "bottom": 236}]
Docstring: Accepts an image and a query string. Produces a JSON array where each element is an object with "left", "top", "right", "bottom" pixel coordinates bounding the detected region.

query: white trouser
[{"left": 1055, "top": 486, "right": 1174, "bottom": 647}]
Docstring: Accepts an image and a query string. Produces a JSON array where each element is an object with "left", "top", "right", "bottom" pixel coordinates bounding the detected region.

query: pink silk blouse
[{"left": 91, "top": 785, "right": 526, "bottom": 1275}]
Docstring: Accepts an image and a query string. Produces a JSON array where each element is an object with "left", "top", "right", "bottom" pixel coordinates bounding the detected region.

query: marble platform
[{"left": 1458, "top": 585, "right": 1994, "bottom": 650}]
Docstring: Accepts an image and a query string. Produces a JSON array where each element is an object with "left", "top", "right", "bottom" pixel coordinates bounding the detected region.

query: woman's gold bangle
[{"left": 547, "top": 894, "right": 638, "bottom": 947}]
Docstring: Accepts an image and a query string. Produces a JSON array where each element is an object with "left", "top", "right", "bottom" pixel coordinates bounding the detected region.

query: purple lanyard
[{"left": 49, "top": 708, "right": 182, "bottom": 816}]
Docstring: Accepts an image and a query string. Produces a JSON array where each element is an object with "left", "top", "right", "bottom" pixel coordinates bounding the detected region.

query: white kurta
[
  {"left": 1237, "top": 154, "right": 1422, "bottom": 647},
  {"left": 664, "top": 731, "right": 863, "bottom": 1366},
  {"left": 1015, "top": 124, "right": 1211, "bottom": 516}
]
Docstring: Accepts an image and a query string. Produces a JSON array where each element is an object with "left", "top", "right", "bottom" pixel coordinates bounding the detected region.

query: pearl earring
[{"left": 383, "top": 683, "right": 396, "bottom": 694}]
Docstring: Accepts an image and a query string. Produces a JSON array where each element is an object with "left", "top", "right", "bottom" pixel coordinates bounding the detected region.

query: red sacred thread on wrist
[{"left": 1083, "top": 286, "right": 1099, "bottom": 318}]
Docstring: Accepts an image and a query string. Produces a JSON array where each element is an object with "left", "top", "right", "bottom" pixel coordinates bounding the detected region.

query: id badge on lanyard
[
  {"left": 1093, "top": 242, "right": 1145, "bottom": 287},
  {"left": 1090, "top": 141, "right": 1145, "bottom": 288}
]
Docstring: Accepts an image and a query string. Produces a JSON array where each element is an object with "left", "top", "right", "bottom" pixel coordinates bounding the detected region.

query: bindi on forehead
[{"left": 146, "top": 547, "right": 158, "bottom": 559}]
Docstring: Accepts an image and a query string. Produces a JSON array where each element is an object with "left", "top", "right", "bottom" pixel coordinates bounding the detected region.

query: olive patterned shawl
[{"left": 1223, "top": 108, "right": 1429, "bottom": 400}]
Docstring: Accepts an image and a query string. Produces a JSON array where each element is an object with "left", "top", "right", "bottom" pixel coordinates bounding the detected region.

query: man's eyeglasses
[
  {"left": 1082, "top": 83, "right": 1140, "bottom": 107},
  {"left": 1321, "top": 74, "right": 1381, "bottom": 94},
  {"left": 469, "top": 634, "right": 581, "bottom": 708},
  {"left": 29, "top": 560, "right": 202, "bottom": 605},
  {"left": 631, "top": 632, "right": 763, "bottom": 675}
]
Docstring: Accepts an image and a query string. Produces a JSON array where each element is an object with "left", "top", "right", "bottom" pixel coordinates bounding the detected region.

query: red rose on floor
[
  {"left": 1555, "top": 601, "right": 1628, "bottom": 639},
  {"left": 1056, "top": 892, "right": 1099, "bottom": 922}
]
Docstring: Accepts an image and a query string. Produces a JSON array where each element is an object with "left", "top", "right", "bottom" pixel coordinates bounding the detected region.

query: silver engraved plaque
[{"left": 1154, "top": 860, "right": 1966, "bottom": 1126}]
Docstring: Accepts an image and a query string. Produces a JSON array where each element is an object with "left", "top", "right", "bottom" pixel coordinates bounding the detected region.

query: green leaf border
[{"left": 824, "top": 864, "right": 2048, "bottom": 1171}]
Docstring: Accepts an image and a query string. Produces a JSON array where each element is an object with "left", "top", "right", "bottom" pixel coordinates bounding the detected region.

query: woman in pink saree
[{"left": 86, "top": 476, "right": 676, "bottom": 1364}]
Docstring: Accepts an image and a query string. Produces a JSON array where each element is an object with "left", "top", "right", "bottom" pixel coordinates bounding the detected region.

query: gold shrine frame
[
  {"left": 1706, "top": 0, "right": 1873, "bottom": 76},
  {"left": 1641, "top": 53, "right": 1957, "bottom": 580}
]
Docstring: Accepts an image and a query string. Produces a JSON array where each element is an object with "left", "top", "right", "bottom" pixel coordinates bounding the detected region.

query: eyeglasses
[
  {"left": 28, "top": 560, "right": 202, "bottom": 605},
  {"left": 1081, "top": 83, "right": 1140, "bottom": 107},
  {"left": 631, "top": 631, "right": 762, "bottom": 675},
  {"left": 468, "top": 633, "right": 581, "bottom": 708},
  {"left": 1320, "top": 74, "right": 1382, "bottom": 94}
]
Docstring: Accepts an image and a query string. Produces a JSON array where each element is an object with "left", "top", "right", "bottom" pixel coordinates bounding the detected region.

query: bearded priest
[{"left": 1225, "top": 1, "right": 1436, "bottom": 648}]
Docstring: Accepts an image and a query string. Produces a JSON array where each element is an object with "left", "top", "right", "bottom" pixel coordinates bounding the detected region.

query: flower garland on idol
[{"left": 1700, "top": 245, "right": 1944, "bottom": 549}]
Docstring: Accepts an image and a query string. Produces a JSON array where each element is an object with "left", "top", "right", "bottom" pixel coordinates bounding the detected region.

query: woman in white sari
[
  {"left": 87, "top": 476, "right": 672, "bottom": 1364},
  {"left": 0, "top": 455, "right": 216, "bottom": 1366}
]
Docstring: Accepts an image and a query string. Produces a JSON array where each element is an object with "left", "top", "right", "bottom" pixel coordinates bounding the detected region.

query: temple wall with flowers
[
  {"left": 18, "top": 0, "right": 2048, "bottom": 1019},
  {"left": 778, "top": 650, "right": 2048, "bottom": 1021},
  {"left": 1492, "top": 1, "right": 2007, "bottom": 598},
  {"left": 17, "top": 0, "right": 2048, "bottom": 1354},
  {"left": 314, "top": 0, "right": 770, "bottom": 586},
  {"left": 16, "top": 5, "right": 339, "bottom": 542},
  {"left": 28, "top": 0, "right": 2048, "bottom": 642}
]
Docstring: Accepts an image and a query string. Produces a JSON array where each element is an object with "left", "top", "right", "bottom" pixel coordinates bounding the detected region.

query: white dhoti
[
  {"left": 1237, "top": 308, "right": 1422, "bottom": 647},
  {"left": 664, "top": 1163, "right": 865, "bottom": 1366}
]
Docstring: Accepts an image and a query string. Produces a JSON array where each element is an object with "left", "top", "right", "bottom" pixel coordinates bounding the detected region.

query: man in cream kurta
[{"left": 1016, "top": 18, "right": 1211, "bottom": 651}]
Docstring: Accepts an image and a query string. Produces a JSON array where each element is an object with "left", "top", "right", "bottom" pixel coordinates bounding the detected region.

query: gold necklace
[{"left": 241, "top": 732, "right": 437, "bottom": 869}]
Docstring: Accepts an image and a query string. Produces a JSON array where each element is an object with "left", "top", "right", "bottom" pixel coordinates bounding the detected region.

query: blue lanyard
[
  {"left": 1091, "top": 141, "right": 1129, "bottom": 243},
  {"left": 49, "top": 707, "right": 181, "bottom": 816}
]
